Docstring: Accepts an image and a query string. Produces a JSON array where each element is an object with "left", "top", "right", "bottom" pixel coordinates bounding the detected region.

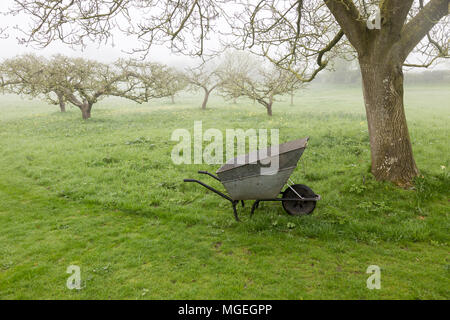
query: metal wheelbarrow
[{"left": 184, "top": 137, "right": 320, "bottom": 221}]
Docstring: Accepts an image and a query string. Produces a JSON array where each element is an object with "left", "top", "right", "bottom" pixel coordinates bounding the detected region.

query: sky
[
  {"left": 0, "top": 0, "right": 195, "bottom": 68},
  {"left": 0, "top": 0, "right": 447, "bottom": 72}
]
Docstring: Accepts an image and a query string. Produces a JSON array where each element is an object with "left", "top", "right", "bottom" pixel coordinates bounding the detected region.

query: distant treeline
[
  {"left": 317, "top": 66, "right": 450, "bottom": 86},
  {"left": 403, "top": 70, "right": 450, "bottom": 85}
]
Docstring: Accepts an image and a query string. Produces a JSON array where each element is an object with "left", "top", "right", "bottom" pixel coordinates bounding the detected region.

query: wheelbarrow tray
[
  {"left": 216, "top": 137, "right": 308, "bottom": 200},
  {"left": 184, "top": 137, "right": 319, "bottom": 221}
]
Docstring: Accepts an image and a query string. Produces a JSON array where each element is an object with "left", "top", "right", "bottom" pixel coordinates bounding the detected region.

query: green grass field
[{"left": 0, "top": 85, "right": 448, "bottom": 299}]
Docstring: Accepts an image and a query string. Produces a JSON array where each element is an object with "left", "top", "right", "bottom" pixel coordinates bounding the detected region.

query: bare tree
[
  {"left": 288, "top": 75, "right": 306, "bottom": 107},
  {"left": 186, "top": 65, "right": 222, "bottom": 110},
  {"left": 0, "top": 54, "right": 70, "bottom": 112},
  {"left": 1, "top": 55, "right": 170, "bottom": 119},
  {"left": 41, "top": 55, "right": 74, "bottom": 112},
  {"left": 10, "top": 0, "right": 450, "bottom": 185},
  {"left": 0, "top": 54, "right": 41, "bottom": 94},
  {"left": 217, "top": 51, "right": 257, "bottom": 104},
  {"left": 54, "top": 57, "right": 170, "bottom": 119},
  {"left": 221, "top": 62, "right": 296, "bottom": 116},
  {"left": 232, "top": 0, "right": 449, "bottom": 186},
  {"left": 163, "top": 68, "right": 188, "bottom": 104},
  {"left": 115, "top": 59, "right": 176, "bottom": 103}
]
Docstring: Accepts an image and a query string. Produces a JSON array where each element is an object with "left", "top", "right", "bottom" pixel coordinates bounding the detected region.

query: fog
[
  {"left": 0, "top": 0, "right": 196, "bottom": 68},
  {"left": 0, "top": 0, "right": 448, "bottom": 74}
]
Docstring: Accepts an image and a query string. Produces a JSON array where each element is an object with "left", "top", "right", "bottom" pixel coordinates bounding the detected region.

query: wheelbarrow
[{"left": 184, "top": 137, "right": 320, "bottom": 221}]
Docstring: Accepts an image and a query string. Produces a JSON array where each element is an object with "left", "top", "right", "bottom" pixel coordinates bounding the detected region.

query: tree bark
[
  {"left": 80, "top": 102, "right": 92, "bottom": 120},
  {"left": 324, "top": 0, "right": 449, "bottom": 186},
  {"left": 359, "top": 57, "right": 419, "bottom": 186},
  {"left": 267, "top": 104, "right": 273, "bottom": 116},
  {"left": 58, "top": 93, "right": 66, "bottom": 112},
  {"left": 202, "top": 89, "right": 210, "bottom": 110},
  {"left": 266, "top": 98, "right": 273, "bottom": 116}
]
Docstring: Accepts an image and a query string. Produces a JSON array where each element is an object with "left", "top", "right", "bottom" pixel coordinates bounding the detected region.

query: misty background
[{"left": 1, "top": 0, "right": 448, "bottom": 85}]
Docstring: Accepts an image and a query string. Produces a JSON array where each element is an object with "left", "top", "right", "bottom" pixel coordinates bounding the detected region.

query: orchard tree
[
  {"left": 287, "top": 74, "right": 305, "bottom": 107},
  {"left": 54, "top": 57, "right": 169, "bottom": 119},
  {"left": 221, "top": 63, "right": 296, "bottom": 116},
  {"left": 40, "top": 55, "right": 73, "bottom": 112},
  {"left": 217, "top": 51, "right": 258, "bottom": 104},
  {"left": 116, "top": 59, "right": 176, "bottom": 102},
  {"left": 164, "top": 68, "right": 188, "bottom": 104},
  {"left": 0, "top": 54, "right": 43, "bottom": 96},
  {"left": 10, "top": 0, "right": 450, "bottom": 185},
  {"left": 218, "top": 51, "right": 301, "bottom": 113},
  {"left": 0, "top": 54, "right": 69, "bottom": 112},
  {"left": 1, "top": 55, "right": 170, "bottom": 119},
  {"left": 186, "top": 65, "right": 222, "bottom": 110},
  {"left": 233, "top": 0, "right": 450, "bottom": 186}
]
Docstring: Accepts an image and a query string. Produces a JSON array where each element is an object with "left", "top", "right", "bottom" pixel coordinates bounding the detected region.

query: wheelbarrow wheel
[{"left": 282, "top": 184, "right": 316, "bottom": 216}]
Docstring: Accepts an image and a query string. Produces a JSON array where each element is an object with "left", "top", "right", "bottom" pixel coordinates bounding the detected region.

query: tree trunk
[
  {"left": 359, "top": 58, "right": 419, "bottom": 186},
  {"left": 202, "top": 89, "right": 210, "bottom": 110},
  {"left": 267, "top": 100, "right": 273, "bottom": 117},
  {"left": 323, "top": 0, "right": 448, "bottom": 186},
  {"left": 290, "top": 90, "right": 294, "bottom": 106},
  {"left": 58, "top": 94, "right": 66, "bottom": 112},
  {"left": 80, "top": 103, "right": 92, "bottom": 120},
  {"left": 171, "top": 95, "right": 175, "bottom": 104}
]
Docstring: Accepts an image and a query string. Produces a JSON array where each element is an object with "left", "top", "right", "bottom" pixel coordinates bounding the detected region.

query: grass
[{"left": 0, "top": 85, "right": 449, "bottom": 299}]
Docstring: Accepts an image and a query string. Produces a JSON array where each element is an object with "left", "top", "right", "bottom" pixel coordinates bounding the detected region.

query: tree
[
  {"left": 233, "top": 0, "right": 449, "bottom": 186},
  {"left": 217, "top": 51, "right": 257, "bottom": 104},
  {"left": 40, "top": 55, "right": 73, "bottom": 112},
  {"left": 52, "top": 57, "right": 169, "bottom": 119},
  {"left": 186, "top": 65, "right": 222, "bottom": 110},
  {"left": 1, "top": 55, "right": 170, "bottom": 119},
  {"left": 221, "top": 62, "right": 296, "bottom": 116},
  {"left": 11, "top": 0, "right": 450, "bottom": 185},
  {"left": 0, "top": 54, "right": 42, "bottom": 95},
  {"left": 288, "top": 76, "right": 305, "bottom": 107},
  {"left": 163, "top": 68, "right": 188, "bottom": 104},
  {"left": 0, "top": 54, "right": 69, "bottom": 112}
]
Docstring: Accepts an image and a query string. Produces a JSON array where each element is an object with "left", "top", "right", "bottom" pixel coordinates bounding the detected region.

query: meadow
[{"left": 0, "top": 85, "right": 448, "bottom": 299}]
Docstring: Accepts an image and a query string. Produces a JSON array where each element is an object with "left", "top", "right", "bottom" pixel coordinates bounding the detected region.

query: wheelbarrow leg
[
  {"left": 250, "top": 200, "right": 260, "bottom": 218},
  {"left": 232, "top": 201, "right": 240, "bottom": 222}
]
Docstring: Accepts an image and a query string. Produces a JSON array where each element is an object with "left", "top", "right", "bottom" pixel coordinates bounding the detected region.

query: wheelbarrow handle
[
  {"left": 184, "top": 179, "right": 233, "bottom": 202},
  {"left": 197, "top": 170, "right": 220, "bottom": 181}
]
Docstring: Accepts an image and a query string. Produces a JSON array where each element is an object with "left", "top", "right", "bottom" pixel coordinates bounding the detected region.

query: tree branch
[
  {"left": 323, "top": 0, "right": 366, "bottom": 51},
  {"left": 264, "top": 29, "right": 344, "bottom": 83},
  {"left": 400, "top": 0, "right": 449, "bottom": 58},
  {"left": 380, "top": 0, "right": 414, "bottom": 37}
]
